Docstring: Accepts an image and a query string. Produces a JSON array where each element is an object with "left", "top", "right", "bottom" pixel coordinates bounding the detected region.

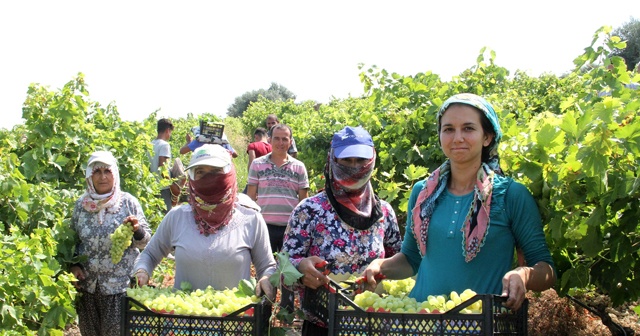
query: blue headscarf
[{"left": 436, "top": 93, "right": 503, "bottom": 174}]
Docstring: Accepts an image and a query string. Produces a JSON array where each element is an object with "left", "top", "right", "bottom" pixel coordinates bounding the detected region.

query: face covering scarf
[
  {"left": 80, "top": 162, "right": 122, "bottom": 225},
  {"left": 324, "top": 149, "right": 382, "bottom": 230},
  {"left": 188, "top": 165, "right": 238, "bottom": 235}
]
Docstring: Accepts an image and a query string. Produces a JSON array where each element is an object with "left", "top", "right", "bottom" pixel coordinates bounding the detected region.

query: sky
[{"left": 1, "top": 1, "right": 638, "bottom": 130}]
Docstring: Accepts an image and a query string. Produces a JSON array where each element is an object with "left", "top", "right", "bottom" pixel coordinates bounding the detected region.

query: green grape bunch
[{"left": 110, "top": 220, "right": 134, "bottom": 264}]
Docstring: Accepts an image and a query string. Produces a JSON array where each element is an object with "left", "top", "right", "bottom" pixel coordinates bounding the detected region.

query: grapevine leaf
[
  {"left": 580, "top": 225, "right": 603, "bottom": 259},
  {"left": 269, "top": 251, "right": 303, "bottom": 288},
  {"left": 1, "top": 304, "right": 19, "bottom": 326},
  {"left": 180, "top": 281, "right": 192, "bottom": 292},
  {"left": 238, "top": 279, "right": 256, "bottom": 297}
]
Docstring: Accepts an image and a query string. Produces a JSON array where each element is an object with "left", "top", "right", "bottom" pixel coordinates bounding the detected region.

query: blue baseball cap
[{"left": 331, "top": 126, "right": 374, "bottom": 159}]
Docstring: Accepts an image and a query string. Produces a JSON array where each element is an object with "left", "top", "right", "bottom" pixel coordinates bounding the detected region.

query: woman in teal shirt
[{"left": 362, "top": 93, "right": 555, "bottom": 310}]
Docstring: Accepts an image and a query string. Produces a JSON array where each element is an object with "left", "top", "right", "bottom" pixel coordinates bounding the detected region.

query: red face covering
[{"left": 188, "top": 165, "right": 238, "bottom": 235}]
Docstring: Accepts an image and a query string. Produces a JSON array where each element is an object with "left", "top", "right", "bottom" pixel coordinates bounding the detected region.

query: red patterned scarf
[{"left": 188, "top": 166, "right": 238, "bottom": 235}]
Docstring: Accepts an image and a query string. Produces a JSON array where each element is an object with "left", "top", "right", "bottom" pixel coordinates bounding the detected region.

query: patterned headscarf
[
  {"left": 324, "top": 149, "right": 383, "bottom": 230},
  {"left": 80, "top": 151, "right": 122, "bottom": 224},
  {"left": 188, "top": 164, "right": 238, "bottom": 235},
  {"left": 413, "top": 93, "right": 503, "bottom": 262}
]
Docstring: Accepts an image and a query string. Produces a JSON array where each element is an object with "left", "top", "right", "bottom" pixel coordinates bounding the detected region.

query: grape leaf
[
  {"left": 238, "top": 278, "right": 256, "bottom": 297},
  {"left": 269, "top": 251, "right": 303, "bottom": 288},
  {"left": 180, "top": 281, "right": 192, "bottom": 292}
]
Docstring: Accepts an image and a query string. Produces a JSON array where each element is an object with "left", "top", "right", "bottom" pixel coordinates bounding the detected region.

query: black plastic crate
[
  {"left": 304, "top": 282, "right": 528, "bottom": 335},
  {"left": 120, "top": 296, "right": 272, "bottom": 336}
]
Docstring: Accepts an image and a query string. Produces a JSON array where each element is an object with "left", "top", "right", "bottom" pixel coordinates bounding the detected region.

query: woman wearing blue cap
[
  {"left": 362, "top": 93, "right": 556, "bottom": 311},
  {"left": 282, "top": 126, "right": 402, "bottom": 335}
]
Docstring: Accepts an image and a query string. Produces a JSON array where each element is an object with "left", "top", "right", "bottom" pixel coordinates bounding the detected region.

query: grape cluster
[
  {"left": 382, "top": 278, "right": 416, "bottom": 296},
  {"left": 353, "top": 280, "right": 481, "bottom": 314},
  {"left": 126, "top": 285, "right": 260, "bottom": 316},
  {"left": 110, "top": 223, "right": 134, "bottom": 264}
]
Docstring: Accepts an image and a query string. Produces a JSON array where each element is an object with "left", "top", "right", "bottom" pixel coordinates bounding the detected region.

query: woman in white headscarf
[{"left": 70, "top": 150, "right": 151, "bottom": 336}]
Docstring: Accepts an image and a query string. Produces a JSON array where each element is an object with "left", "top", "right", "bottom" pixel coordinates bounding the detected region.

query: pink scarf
[{"left": 412, "top": 162, "right": 494, "bottom": 262}]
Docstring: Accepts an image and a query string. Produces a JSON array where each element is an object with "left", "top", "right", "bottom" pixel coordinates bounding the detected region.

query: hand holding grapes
[
  {"left": 110, "top": 216, "right": 138, "bottom": 264},
  {"left": 123, "top": 215, "right": 139, "bottom": 231}
]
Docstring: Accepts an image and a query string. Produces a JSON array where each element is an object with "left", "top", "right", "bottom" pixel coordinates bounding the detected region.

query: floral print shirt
[
  {"left": 71, "top": 192, "right": 151, "bottom": 295},
  {"left": 282, "top": 191, "right": 402, "bottom": 325}
]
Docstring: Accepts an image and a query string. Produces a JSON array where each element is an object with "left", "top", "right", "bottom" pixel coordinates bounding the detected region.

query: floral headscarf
[
  {"left": 413, "top": 93, "right": 503, "bottom": 262},
  {"left": 79, "top": 151, "right": 122, "bottom": 224}
]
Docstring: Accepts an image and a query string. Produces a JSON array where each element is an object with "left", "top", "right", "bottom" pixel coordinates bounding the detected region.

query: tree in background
[
  {"left": 611, "top": 17, "right": 640, "bottom": 71},
  {"left": 226, "top": 82, "right": 296, "bottom": 117}
]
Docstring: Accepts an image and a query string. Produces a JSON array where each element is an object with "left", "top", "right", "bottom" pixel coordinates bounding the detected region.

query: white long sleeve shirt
[{"left": 135, "top": 197, "right": 277, "bottom": 290}]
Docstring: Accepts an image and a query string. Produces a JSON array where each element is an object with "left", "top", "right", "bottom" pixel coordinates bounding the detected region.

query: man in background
[
  {"left": 266, "top": 114, "right": 298, "bottom": 158},
  {"left": 247, "top": 123, "right": 308, "bottom": 252},
  {"left": 150, "top": 118, "right": 176, "bottom": 213},
  {"left": 247, "top": 123, "right": 308, "bottom": 314},
  {"left": 246, "top": 127, "right": 272, "bottom": 170}
]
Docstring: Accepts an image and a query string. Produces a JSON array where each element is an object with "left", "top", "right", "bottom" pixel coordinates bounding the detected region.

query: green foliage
[
  {"left": 0, "top": 227, "right": 76, "bottom": 335},
  {"left": 242, "top": 27, "right": 640, "bottom": 307},
  {"left": 2, "top": 24, "right": 640, "bottom": 334},
  {"left": 227, "top": 82, "right": 296, "bottom": 118},
  {"left": 0, "top": 74, "right": 170, "bottom": 333}
]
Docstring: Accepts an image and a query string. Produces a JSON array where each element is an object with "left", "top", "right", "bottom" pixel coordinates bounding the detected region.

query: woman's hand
[
  {"left": 361, "top": 259, "right": 384, "bottom": 291},
  {"left": 134, "top": 269, "right": 150, "bottom": 287},
  {"left": 501, "top": 267, "right": 528, "bottom": 310},
  {"left": 256, "top": 276, "right": 275, "bottom": 301},
  {"left": 297, "top": 256, "right": 330, "bottom": 289},
  {"left": 70, "top": 265, "right": 85, "bottom": 289},
  {"left": 123, "top": 215, "right": 139, "bottom": 231}
]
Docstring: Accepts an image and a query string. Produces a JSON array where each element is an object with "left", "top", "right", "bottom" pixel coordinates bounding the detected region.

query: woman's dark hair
[{"left": 477, "top": 110, "right": 497, "bottom": 162}]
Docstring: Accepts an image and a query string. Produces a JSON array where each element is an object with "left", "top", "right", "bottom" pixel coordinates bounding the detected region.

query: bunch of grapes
[
  {"left": 382, "top": 278, "right": 416, "bottom": 297},
  {"left": 352, "top": 288, "right": 481, "bottom": 314},
  {"left": 110, "top": 223, "right": 134, "bottom": 264},
  {"left": 126, "top": 284, "right": 261, "bottom": 316}
]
